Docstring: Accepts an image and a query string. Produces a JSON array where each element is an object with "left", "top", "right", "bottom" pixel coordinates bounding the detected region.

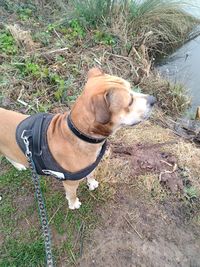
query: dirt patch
[
  {"left": 112, "top": 142, "right": 184, "bottom": 193},
  {"left": 75, "top": 140, "right": 200, "bottom": 267},
  {"left": 77, "top": 185, "right": 200, "bottom": 267}
]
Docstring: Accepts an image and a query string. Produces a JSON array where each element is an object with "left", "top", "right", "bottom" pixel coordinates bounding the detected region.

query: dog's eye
[{"left": 129, "top": 96, "right": 133, "bottom": 106}]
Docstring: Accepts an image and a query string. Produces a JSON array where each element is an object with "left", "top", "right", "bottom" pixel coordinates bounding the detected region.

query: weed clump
[
  {"left": 71, "top": 0, "right": 200, "bottom": 56},
  {"left": 140, "top": 74, "right": 190, "bottom": 116},
  {"left": 0, "top": 1, "right": 199, "bottom": 115},
  {"left": 0, "top": 30, "right": 18, "bottom": 55}
]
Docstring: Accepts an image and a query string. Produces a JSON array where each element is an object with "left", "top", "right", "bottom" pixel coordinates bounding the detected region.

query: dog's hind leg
[
  {"left": 63, "top": 180, "right": 81, "bottom": 210},
  {"left": 87, "top": 172, "right": 99, "bottom": 191},
  {"left": 6, "top": 157, "right": 26, "bottom": 171}
]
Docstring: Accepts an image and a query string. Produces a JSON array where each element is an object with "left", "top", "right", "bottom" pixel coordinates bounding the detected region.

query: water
[{"left": 157, "top": 2, "right": 200, "bottom": 114}]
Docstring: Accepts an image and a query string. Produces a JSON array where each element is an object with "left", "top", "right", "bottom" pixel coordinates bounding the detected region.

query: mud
[
  {"left": 76, "top": 142, "right": 200, "bottom": 267},
  {"left": 112, "top": 142, "right": 184, "bottom": 193},
  {"left": 77, "top": 185, "right": 200, "bottom": 267}
]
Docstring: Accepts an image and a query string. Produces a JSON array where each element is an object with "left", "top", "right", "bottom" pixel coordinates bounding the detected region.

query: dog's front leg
[
  {"left": 63, "top": 180, "right": 81, "bottom": 210},
  {"left": 87, "top": 172, "right": 99, "bottom": 191},
  {"left": 6, "top": 157, "right": 26, "bottom": 171}
]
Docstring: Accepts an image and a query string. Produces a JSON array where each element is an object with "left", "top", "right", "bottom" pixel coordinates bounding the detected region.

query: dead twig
[
  {"left": 17, "top": 87, "right": 37, "bottom": 112},
  {"left": 123, "top": 215, "right": 143, "bottom": 239},
  {"left": 106, "top": 52, "right": 139, "bottom": 77},
  {"left": 48, "top": 204, "right": 63, "bottom": 224},
  {"left": 17, "top": 87, "right": 28, "bottom": 107},
  {"left": 129, "top": 46, "right": 141, "bottom": 59},
  {"left": 160, "top": 160, "right": 173, "bottom": 167},
  {"left": 40, "top": 47, "right": 69, "bottom": 56},
  {"left": 53, "top": 29, "right": 66, "bottom": 46},
  {"left": 159, "top": 163, "right": 178, "bottom": 181}
]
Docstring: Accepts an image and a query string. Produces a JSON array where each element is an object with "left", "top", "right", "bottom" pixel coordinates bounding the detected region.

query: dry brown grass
[
  {"left": 6, "top": 24, "right": 39, "bottom": 51},
  {"left": 140, "top": 74, "right": 191, "bottom": 115},
  {"left": 112, "top": 120, "right": 176, "bottom": 145},
  {"left": 167, "top": 141, "right": 200, "bottom": 189},
  {"left": 96, "top": 120, "right": 200, "bottom": 197}
]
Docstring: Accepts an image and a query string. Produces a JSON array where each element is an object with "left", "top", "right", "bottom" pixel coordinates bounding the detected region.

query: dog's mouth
[
  {"left": 129, "top": 109, "right": 152, "bottom": 126},
  {"left": 130, "top": 121, "right": 141, "bottom": 126}
]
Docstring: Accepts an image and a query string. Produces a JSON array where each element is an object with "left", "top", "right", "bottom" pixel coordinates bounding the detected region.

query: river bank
[
  {"left": 157, "top": 2, "right": 200, "bottom": 115},
  {"left": 0, "top": 1, "right": 200, "bottom": 266},
  {"left": 1, "top": 0, "right": 200, "bottom": 116},
  {"left": 157, "top": 34, "right": 200, "bottom": 115}
]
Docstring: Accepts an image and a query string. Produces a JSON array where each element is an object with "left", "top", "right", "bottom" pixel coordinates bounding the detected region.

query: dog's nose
[{"left": 147, "top": 96, "right": 156, "bottom": 107}]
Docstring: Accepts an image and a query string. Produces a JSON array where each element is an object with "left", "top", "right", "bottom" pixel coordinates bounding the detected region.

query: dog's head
[{"left": 72, "top": 68, "right": 156, "bottom": 136}]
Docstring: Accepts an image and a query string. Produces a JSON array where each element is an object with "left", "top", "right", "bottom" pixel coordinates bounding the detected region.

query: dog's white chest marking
[{"left": 42, "top": 170, "right": 65, "bottom": 179}]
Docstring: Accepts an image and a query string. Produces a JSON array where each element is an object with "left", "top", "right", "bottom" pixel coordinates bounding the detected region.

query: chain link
[{"left": 22, "top": 133, "right": 54, "bottom": 267}]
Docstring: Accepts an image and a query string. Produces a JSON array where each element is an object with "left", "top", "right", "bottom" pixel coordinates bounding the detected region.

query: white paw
[
  {"left": 87, "top": 179, "right": 99, "bottom": 191},
  {"left": 16, "top": 165, "right": 27, "bottom": 171},
  {"left": 68, "top": 198, "right": 82, "bottom": 210}
]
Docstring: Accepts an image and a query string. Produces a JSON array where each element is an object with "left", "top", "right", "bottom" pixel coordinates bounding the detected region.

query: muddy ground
[
  {"left": 77, "top": 185, "right": 200, "bottom": 267},
  {"left": 75, "top": 126, "right": 200, "bottom": 267}
]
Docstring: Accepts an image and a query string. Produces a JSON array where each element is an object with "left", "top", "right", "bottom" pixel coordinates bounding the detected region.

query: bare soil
[
  {"left": 76, "top": 140, "right": 200, "bottom": 267},
  {"left": 112, "top": 142, "right": 184, "bottom": 193},
  {"left": 77, "top": 185, "right": 200, "bottom": 267}
]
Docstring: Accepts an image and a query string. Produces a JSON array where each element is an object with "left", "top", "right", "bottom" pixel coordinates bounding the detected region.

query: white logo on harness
[{"left": 42, "top": 170, "right": 65, "bottom": 179}]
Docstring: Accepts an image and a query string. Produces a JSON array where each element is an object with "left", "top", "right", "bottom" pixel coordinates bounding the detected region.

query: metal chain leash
[{"left": 22, "top": 133, "right": 54, "bottom": 267}]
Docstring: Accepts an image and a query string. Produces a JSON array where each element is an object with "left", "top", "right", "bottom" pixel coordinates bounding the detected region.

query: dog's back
[{"left": 0, "top": 108, "right": 28, "bottom": 165}]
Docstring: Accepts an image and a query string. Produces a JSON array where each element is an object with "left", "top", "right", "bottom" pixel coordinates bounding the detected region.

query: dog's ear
[
  {"left": 88, "top": 67, "right": 104, "bottom": 79},
  {"left": 91, "top": 90, "right": 112, "bottom": 124}
]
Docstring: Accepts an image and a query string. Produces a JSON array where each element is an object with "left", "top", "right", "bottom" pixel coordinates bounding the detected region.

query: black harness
[{"left": 16, "top": 113, "right": 107, "bottom": 181}]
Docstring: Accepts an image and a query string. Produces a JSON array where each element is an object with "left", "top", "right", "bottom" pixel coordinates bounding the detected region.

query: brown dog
[{"left": 0, "top": 68, "right": 155, "bottom": 209}]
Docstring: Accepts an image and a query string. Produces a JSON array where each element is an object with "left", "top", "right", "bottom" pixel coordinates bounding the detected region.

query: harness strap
[{"left": 32, "top": 114, "right": 47, "bottom": 173}]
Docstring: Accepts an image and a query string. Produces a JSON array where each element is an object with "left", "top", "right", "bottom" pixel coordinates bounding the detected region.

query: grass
[
  {"left": 140, "top": 74, "right": 191, "bottom": 115},
  {"left": 1, "top": 239, "right": 45, "bottom": 267},
  {"left": 71, "top": 0, "right": 200, "bottom": 56},
  {"left": 71, "top": 0, "right": 112, "bottom": 27},
  {"left": 139, "top": 173, "right": 168, "bottom": 201},
  {"left": 0, "top": 157, "right": 113, "bottom": 266},
  {"left": 127, "top": 0, "right": 200, "bottom": 55},
  {"left": 0, "top": 30, "right": 18, "bottom": 55},
  {"left": 0, "top": 1, "right": 199, "bottom": 116},
  {"left": 0, "top": 1, "right": 200, "bottom": 265}
]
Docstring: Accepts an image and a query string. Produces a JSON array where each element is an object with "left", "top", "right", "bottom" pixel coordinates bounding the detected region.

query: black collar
[{"left": 67, "top": 114, "right": 106, "bottom": 144}]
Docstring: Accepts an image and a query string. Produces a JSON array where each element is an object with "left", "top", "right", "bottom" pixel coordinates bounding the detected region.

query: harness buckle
[{"left": 21, "top": 130, "right": 32, "bottom": 158}]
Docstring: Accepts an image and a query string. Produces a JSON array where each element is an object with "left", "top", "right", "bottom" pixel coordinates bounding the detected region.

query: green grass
[
  {"left": 184, "top": 186, "right": 199, "bottom": 201},
  {"left": 0, "top": 30, "right": 18, "bottom": 55},
  {"left": 0, "top": 159, "right": 111, "bottom": 266},
  {"left": 0, "top": 163, "right": 31, "bottom": 190},
  {"left": 1, "top": 239, "right": 45, "bottom": 267},
  {"left": 93, "top": 30, "right": 116, "bottom": 45},
  {"left": 71, "top": 0, "right": 112, "bottom": 27},
  {"left": 127, "top": 0, "right": 200, "bottom": 55},
  {"left": 71, "top": 0, "right": 200, "bottom": 55}
]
